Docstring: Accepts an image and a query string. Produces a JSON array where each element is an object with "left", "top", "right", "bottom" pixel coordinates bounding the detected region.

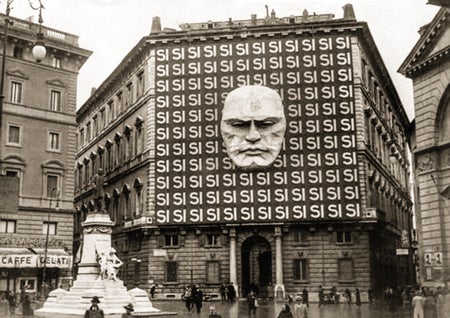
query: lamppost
[
  {"left": 0, "top": 0, "right": 46, "bottom": 172},
  {"left": 41, "top": 187, "right": 58, "bottom": 300}
]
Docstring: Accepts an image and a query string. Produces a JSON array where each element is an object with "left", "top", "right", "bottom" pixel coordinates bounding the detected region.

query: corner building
[
  {"left": 399, "top": 5, "right": 450, "bottom": 287},
  {"left": 75, "top": 6, "right": 413, "bottom": 301},
  {"left": 0, "top": 13, "right": 91, "bottom": 296}
]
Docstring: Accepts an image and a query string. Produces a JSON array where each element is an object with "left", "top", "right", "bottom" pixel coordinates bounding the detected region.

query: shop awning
[
  {"left": 0, "top": 247, "right": 72, "bottom": 268},
  {"left": 32, "top": 248, "right": 73, "bottom": 268}
]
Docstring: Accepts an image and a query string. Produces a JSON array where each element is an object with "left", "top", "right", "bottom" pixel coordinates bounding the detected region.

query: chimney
[
  {"left": 90, "top": 87, "right": 97, "bottom": 96},
  {"left": 151, "top": 16, "right": 162, "bottom": 34},
  {"left": 343, "top": 4, "right": 356, "bottom": 20},
  {"left": 251, "top": 14, "right": 257, "bottom": 25}
]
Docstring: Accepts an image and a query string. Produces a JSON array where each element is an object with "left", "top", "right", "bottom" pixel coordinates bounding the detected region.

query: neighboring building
[
  {"left": 0, "top": 13, "right": 91, "bottom": 296},
  {"left": 399, "top": 5, "right": 450, "bottom": 286},
  {"left": 75, "top": 5, "right": 413, "bottom": 300}
]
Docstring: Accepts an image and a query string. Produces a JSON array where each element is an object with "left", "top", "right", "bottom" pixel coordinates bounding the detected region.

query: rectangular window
[
  {"left": 293, "top": 259, "right": 308, "bottom": 280},
  {"left": 52, "top": 56, "right": 61, "bottom": 69},
  {"left": 86, "top": 122, "right": 91, "bottom": 142},
  {"left": 338, "top": 259, "right": 354, "bottom": 281},
  {"left": 206, "top": 234, "right": 220, "bottom": 247},
  {"left": 337, "top": 231, "right": 352, "bottom": 244},
  {"left": 137, "top": 71, "right": 144, "bottom": 96},
  {"left": 164, "top": 235, "right": 179, "bottom": 247},
  {"left": 50, "top": 90, "right": 61, "bottom": 111},
  {"left": 10, "top": 81, "right": 22, "bottom": 104},
  {"left": 206, "top": 261, "right": 220, "bottom": 283},
  {"left": 42, "top": 222, "right": 57, "bottom": 235},
  {"left": 47, "top": 175, "right": 58, "bottom": 198},
  {"left": 100, "top": 108, "right": 105, "bottom": 129},
  {"left": 165, "top": 261, "right": 177, "bottom": 282},
  {"left": 49, "top": 132, "right": 61, "bottom": 151},
  {"left": 108, "top": 101, "right": 114, "bottom": 123},
  {"left": 0, "top": 219, "right": 16, "bottom": 233},
  {"left": 79, "top": 128, "right": 85, "bottom": 146},
  {"left": 126, "top": 82, "right": 134, "bottom": 106},
  {"left": 7, "top": 124, "right": 21, "bottom": 145}
]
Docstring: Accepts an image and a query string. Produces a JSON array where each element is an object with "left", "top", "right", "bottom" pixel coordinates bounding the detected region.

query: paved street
[{"left": 0, "top": 299, "right": 415, "bottom": 318}]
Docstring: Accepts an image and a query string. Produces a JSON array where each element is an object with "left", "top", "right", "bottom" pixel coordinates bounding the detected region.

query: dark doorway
[{"left": 241, "top": 235, "right": 272, "bottom": 297}]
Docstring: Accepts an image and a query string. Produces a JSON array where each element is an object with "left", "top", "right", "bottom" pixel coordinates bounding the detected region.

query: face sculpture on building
[{"left": 220, "top": 85, "right": 287, "bottom": 171}]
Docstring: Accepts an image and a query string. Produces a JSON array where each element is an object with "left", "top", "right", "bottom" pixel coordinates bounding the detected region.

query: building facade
[
  {"left": 399, "top": 5, "right": 450, "bottom": 286},
  {"left": 0, "top": 13, "right": 91, "bottom": 296},
  {"left": 75, "top": 5, "right": 413, "bottom": 300}
]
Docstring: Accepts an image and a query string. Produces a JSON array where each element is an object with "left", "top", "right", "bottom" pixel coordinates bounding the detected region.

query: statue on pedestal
[
  {"left": 97, "top": 247, "right": 123, "bottom": 281},
  {"left": 92, "top": 169, "right": 107, "bottom": 213}
]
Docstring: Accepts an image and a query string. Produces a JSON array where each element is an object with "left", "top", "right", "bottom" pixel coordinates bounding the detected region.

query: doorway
[{"left": 241, "top": 235, "right": 272, "bottom": 297}]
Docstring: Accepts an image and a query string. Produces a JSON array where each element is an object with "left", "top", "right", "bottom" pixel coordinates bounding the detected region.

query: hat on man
[
  {"left": 91, "top": 296, "right": 101, "bottom": 303},
  {"left": 124, "top": 303, "right": 134, "bottom": 311}
]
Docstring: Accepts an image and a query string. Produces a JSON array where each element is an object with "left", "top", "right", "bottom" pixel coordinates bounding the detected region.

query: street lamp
[
  {"left": 41, "top": 187, "right": 58, "bottom": 300},
  {"left": 0, "top": 0, "right": 46, "bottom": 172}
]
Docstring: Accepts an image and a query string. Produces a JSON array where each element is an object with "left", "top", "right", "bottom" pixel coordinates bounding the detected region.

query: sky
[{"left": 6, "top": 0, "right": 441, "bottom": 120}]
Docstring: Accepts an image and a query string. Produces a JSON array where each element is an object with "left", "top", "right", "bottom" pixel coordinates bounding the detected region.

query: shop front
[{"left": 0, "top": 247, "right": 72, "bottom": 298}]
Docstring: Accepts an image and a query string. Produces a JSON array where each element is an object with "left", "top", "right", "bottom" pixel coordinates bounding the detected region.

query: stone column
[
  {"left": 274, "top": 226, "right": 285, "bottom": 300},
  {"left": 229, "top": 227, "right": 239, "bottom": 297}
]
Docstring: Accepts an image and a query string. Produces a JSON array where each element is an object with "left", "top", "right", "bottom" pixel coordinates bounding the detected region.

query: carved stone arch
[
  {"left": 46, "top": 78, "right": 68, "bottom": 88},
  {"left": 105, "top": 139, "right": 113, "bottom": 149},
  {"left": 133, "top": 177, "right": 143, "bottom": 190},
  {"left": 112, "top": 188, "right": 121, "bottom": 198},
  {"left": 3, "top": 154, "right": 26, "bottom": 166},
  {"left": 124, "top": 124, "right": 133, "bottom": 136},
  {"left": 436, "top": 84, "right": 450, "bottom": 143},
  {"left": 42, "top": 159, "right": 65, "bottom": 171},
  {"left": 114, "top": 132, "right": 122, "bottom": 142},
  {"left": 122, "top": 183, "right": 131, "bottom": 195},
  {"left": 97, "top": 145, "right": 105, "bottom": 154}
]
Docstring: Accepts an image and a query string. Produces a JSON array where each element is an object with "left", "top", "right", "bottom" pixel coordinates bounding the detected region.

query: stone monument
[{"left": 36, "top": 178, "right": 168, "bottom": 317}]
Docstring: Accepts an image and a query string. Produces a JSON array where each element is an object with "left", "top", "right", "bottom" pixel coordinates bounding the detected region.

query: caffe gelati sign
[{"left": 154, "top": 34, "right": 361, "bottom": 224}]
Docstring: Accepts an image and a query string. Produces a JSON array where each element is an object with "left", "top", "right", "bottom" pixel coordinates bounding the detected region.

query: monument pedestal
[{"left": 35, "top": 212, "right": 173, "bottom": 317}]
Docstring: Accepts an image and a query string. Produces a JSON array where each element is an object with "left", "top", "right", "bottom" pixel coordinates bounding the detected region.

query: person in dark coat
[
  {"left": 122, "top": 303, "right": 134, "bottom": 318},
  {"left": 318, "top": 286, "right": 324, "bottom": 307},
  {"left": 355, "top": 288, "right": 361, "bottom": 307},
  {"left": 345, "top": 288, "right": 352, "bottom": 305},
  {"left": 247, "top": 290, "right": 257, "bottom": 316},
  {"left": 194, "top": 287, "right": 203, "bottom": 313},
  {"left": 277, "top": 304, "right": 294, "bottom": 318},
  {"left": 84, "top": 296, "right": 104, "bottom": 318},
  {"left": 302, "top": 287, "right": 309, "bottom": 307},
  {"left": 227, "top": 282, "right": 236, "bottom": 302},
  {"left": 21, "top": 294, "right": 33, "bottom": 317},
  {"left": 220, "top": 284, "right": 227, "bottom": 301},
  {"left": 150, "top": 284, "right": 156, "bottom": 298}
]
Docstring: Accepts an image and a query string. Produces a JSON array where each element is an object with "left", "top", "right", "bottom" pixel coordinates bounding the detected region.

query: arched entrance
[{"left": 241, "top": 235, "right": 272, "bottom": 297}]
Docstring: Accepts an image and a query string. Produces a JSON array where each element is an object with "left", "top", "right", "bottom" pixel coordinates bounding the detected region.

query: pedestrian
[
  {"left": 345, "top": 288, "right": 352, "bottom": 305},
  {"left": 227, "top": 282, "right": 236, "bottom": 302},
  {"left": 355, "top": 288, "right": 361, "bottom": 307},
  {"left": 247, "top": 290, "right": 257, "bottom": 316},
  {"left": 122, "top": 303, "right": 134, "bottom": 318},
  {"left": 294, "top": 298, "right": 308, "bottom": 318},
  {"left": 150, "top": 284, "right": 156, "bottom": 298},
  {"left": 7, "top": 291, "right": 17, "bottom": 314},
  {"left": 318, "top": 286, "right": 324, "bottom": 307},
  {"left": 84, "top": 296, "right": 104, "bottom": 318},
  {"left": 277, "top": 303, "right": 294, "bottom": 318},
  {"left": 182, "top": 285, "right": 193, "bottom": 312},
  {"left": 302, "top": 287, "right": 309, "bottom": 307},
  {"left": 267, "top": 282, "right": 274, "bottom": 301},
  {"left": 21, "top": 294, "right": 33, "bottom": 317},
  {"left": 220, "top": 284, "right": 227, "bottom": 301},
  {"left": 368, "top": 288, "right": 374, "bottom": 302},
  {"left": 208, "top": 305, "right": 222, "bottom": 318},
  {"left": 194, "top": 286, "right": 203, "bottom": 313},
  {"left": 412, "top": 291, "right": 425, "bottom": 318}
]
